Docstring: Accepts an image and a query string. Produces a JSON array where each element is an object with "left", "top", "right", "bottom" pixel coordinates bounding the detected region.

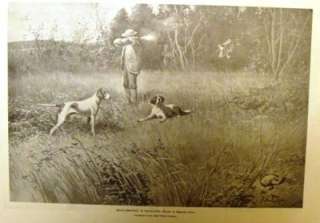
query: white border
[{"left": 1, "top": 0, "right": 320, "bottom": 223}]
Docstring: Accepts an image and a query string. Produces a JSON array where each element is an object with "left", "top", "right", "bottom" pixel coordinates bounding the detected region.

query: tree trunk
[
  {"left": 263, "top": 9, "right": 311, "bottom": 80},
  {"left": 174, "top": 28, "right": 186, "bottom": 70}
]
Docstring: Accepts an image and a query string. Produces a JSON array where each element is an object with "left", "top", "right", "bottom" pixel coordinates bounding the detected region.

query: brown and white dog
[
  {"left": 138, "top": 95, "right": 191, "bottom": 123},
  {"left": 40, "top": 88, "right": 110, "bottom": 136}
]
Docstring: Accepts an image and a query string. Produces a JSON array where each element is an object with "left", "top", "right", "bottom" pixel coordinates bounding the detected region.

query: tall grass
[{"left": 9, "top": 71, "right": 307, "bottom": 207}]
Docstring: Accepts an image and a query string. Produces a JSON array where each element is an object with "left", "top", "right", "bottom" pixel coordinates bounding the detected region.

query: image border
[{"left": 1, "top": 0, "right": 320, "bottom": 222}]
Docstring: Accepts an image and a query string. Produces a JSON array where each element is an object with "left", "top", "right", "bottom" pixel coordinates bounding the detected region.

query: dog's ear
[
  {"left": 149, "top": 96, "right": 157, "bottom": 105},
  {"left": 159, "top": 96, "right": 165, "bottom": 103},
  {"left": 97, "top": 88, "right": 104, "bottom": 99}
]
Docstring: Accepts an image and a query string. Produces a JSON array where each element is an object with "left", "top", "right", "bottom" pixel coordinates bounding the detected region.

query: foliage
[
  {"left": 255, "top": 8, "right": 312, "bottom": 79},
  {"left": 9, "top": 5, "right": 312, "bottom": 79}
]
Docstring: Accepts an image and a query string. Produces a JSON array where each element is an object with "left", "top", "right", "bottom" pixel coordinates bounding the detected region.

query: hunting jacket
[{"left": 120, "top": 37, "right": 142, "bottom": 75}]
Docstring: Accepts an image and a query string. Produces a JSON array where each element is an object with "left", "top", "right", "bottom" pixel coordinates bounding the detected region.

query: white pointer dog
[
  {"left": 40, "top": 88, "right": 110, "bottom": 136},
  {"left": 138, "top": 95, "right": 191, "bottom": 123}
]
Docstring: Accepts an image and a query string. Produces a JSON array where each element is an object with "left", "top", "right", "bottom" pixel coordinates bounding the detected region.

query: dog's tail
[
  {"left": 179, "top": 108, "right": 192, "bottom": 116},
  {"left": 38, "top": 103, "right": 64, "bottom": 108}
]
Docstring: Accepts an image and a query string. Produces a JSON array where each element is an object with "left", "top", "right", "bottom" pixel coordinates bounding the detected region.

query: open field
[{"left": 8, "top": 71, "right": 308, "bottom": 207}]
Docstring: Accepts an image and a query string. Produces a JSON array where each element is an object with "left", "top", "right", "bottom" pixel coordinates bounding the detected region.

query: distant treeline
[
  {"left": 8, "top": 5, "right": 312, "bottom": 80},
  {"left": 9, "top": 40, "right": 107, "bottom": 74}
]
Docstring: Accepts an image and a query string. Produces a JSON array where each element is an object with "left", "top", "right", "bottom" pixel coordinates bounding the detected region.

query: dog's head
[
  {"left": 149, "top": 95, "right": 165, "bottom": 105},
  {"left": 96, "top": 88, "right": 111, "bottom": 100}
]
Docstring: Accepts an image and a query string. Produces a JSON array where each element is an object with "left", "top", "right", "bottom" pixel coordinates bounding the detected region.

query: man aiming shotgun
[
  {"left": 113, "top": 29, "right": 143, "bottom": 104},
  {"left": 114, "top": 29, "right": 157, "bottom": 104}
]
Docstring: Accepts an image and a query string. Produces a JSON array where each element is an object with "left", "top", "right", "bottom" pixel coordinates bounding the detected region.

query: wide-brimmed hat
[{"left": 121, "top": 29, "right": 138, "bottom": 38}]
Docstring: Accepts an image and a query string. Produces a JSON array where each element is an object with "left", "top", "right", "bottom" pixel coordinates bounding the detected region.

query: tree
[
  {"left": 92, "top": 3, "right": 109, "bottom": 45},
  {"left": 128, "top": 4, "right": 164, "bottom": 70},
  {"left": 130, "top": 4, "right": 154, "bottom": 33},
  {"left": 109, "top": 8, "right": 130, "bottom": 42},
  {"left": 259, "top": 8, "right": 312, "bottom": 80},
  {"left": 157, "top": 5, "right": 207, "bottom": 70},
  {"left": 29, "top": 23, "right": 45, "bottom": 60}
]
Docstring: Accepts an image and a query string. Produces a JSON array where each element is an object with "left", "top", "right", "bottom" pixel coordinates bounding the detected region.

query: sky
[{"left": 8, "top": 2, "right": 144, "bottom": 42}]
